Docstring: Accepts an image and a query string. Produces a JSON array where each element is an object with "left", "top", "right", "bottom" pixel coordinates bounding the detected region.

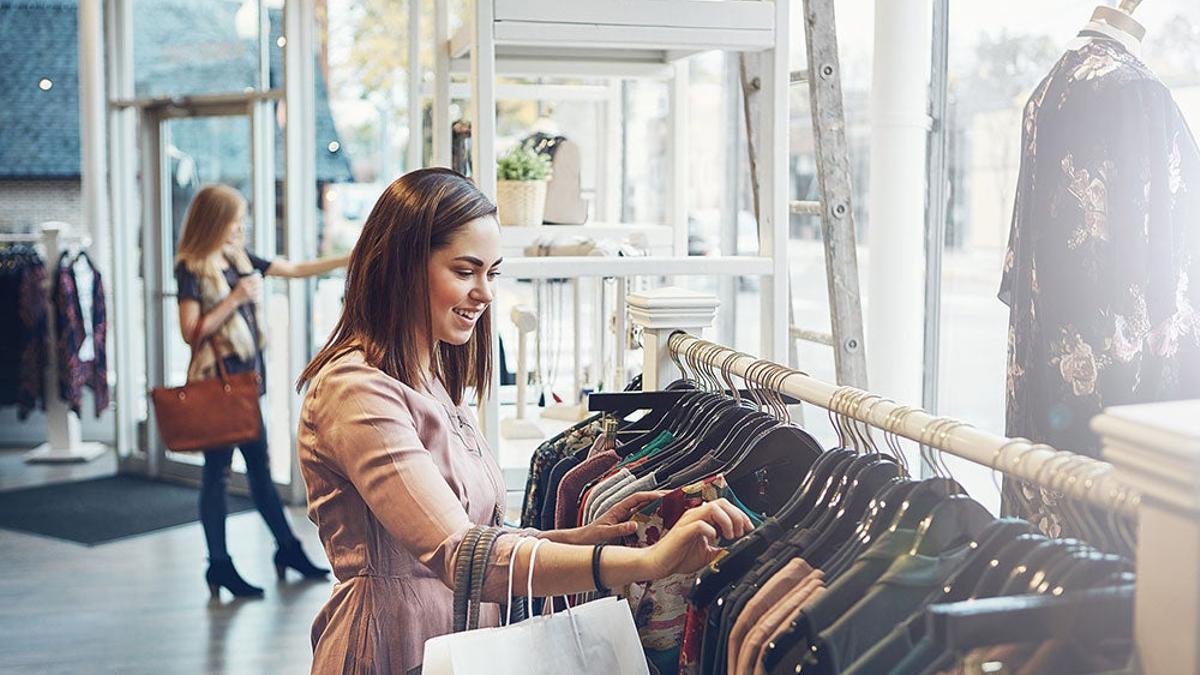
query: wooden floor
[{"left": 0, "top": 448, "right": 332, "bottom": 674}]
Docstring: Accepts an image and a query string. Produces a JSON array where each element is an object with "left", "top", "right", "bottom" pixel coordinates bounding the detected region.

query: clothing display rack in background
[
  {"left": 0, "top": 222, "right": 107, "bottom": 463},
  {"left": 622, "top": 287, "right": 1200, "bottom": 675}
]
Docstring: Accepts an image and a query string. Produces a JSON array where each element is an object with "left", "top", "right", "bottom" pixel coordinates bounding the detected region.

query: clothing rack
[
  {"left": 2, "top": 222, "right": 107, "bottom": 463},
  {"left": 662, "top": 331, "right": 1138, "bottom": 516},
  {"left": 629, "top": 286, "right": 1200, "bottom": 674}
]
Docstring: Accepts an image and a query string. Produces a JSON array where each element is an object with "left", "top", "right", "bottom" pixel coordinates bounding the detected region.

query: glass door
[{"left": 143, "top": 101, "right": 293, "bottom": 493}]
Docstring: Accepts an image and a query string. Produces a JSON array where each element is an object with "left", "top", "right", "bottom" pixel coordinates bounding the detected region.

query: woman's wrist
[{"left": 599, "top": 545, "right": 657, "bottom": 587}]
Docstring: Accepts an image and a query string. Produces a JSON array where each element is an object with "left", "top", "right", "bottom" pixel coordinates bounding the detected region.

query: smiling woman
[{"left": 293, "top": 168, "right": 752, "bottom": 674}]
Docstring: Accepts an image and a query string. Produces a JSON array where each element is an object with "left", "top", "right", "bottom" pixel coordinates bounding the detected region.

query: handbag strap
[
  {"left": 186, "top": 321, "right": 229, "bottom": 382},
  {"left": 452, "top": 526, "right": 486, "bottom": 633},
  {"left": 467, "top": 528, "right": 501, "bottom": 630}
]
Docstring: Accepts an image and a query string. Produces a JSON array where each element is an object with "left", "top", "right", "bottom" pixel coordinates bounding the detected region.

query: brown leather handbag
[{"left": 150, "top": 327, "right": 262, "bottom": 452}]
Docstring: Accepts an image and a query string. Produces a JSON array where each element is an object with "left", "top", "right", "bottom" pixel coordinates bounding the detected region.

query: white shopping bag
[{"left": 423, "top": 539, "right": 649, "bottom": 675}]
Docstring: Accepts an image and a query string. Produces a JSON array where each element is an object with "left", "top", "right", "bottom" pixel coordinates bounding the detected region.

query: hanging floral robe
[{"left": 1000, "top": 37, "right": 1200, "bottom": 536}]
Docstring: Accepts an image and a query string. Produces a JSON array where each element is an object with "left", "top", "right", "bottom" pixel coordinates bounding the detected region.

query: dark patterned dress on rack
[
  {"left": 54, "top": 252, "right": 109, "bottom": 417},
  {"left": 0, "top": 246, "right": 49, "bottom": 418},
  {"left": 1000, "top": 38, "right": 1200, "bottom": 536}
]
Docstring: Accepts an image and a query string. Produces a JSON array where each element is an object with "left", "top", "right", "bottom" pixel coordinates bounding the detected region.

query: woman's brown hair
[
  {"left": 296, "top": 168, "right": 497, "bottom": 405},
  {"left": 175, "top": 184, "right": 246, "bottom": 275}
]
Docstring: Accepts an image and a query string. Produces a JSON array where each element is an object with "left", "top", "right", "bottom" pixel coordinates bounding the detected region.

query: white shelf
[
  {"left": 502, "top": 255, "right": 772, "bottom": 279},
  {"left": 449, "top": 53, "right": 677, "bottom": 79},
  {"left": 424, "top": 82, "right": 616, "bottom": 101},
  {"left": 499, "top": 222, "right": 675, "bottom": 253},
  {"left": 449, "top": 0, "right": 776, "bottom": 64}
]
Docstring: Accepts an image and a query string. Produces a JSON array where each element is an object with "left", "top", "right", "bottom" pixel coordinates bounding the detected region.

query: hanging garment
[
  {"left": 54, "top": 251, "right": 109, "bottom": 417},
  {"left": 0, "top": 245, "right": 48, "bottom": 418},
  {"left": 1001, "top": 37, "right": 1200, "bottom": 533},
  {"left": 519, "top": 419, "right": 602, "bottom": 527},
  {"left": 622, "top": 474, "right": 763, "bottom": 675}
]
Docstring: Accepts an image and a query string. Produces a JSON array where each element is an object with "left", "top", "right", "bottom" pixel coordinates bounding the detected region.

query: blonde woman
[{"left": 175, "top": 183, "right": 347, "bottom": 599}]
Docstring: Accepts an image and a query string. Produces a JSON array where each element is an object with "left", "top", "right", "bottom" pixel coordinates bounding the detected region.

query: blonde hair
[{"left": 175, "top": 184, "right": 247, "bottom": 275}]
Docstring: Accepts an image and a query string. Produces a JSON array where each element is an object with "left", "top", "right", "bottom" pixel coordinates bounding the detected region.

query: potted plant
[{"left": 496, "top": 146, "right": 552, "bottom": 226}]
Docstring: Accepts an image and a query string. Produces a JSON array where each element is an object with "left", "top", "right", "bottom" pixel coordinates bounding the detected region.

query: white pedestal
[{"left": 25, "top": 441, "right": 109, "bottom": 464}]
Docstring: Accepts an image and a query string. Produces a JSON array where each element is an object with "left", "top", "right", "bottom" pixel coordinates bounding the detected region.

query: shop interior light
[
  {"left": 327, "top": 141, "right": 340, "bottom": 153},
  {"left": 38, "top": 78, "right": 53, "bottom": 91}
]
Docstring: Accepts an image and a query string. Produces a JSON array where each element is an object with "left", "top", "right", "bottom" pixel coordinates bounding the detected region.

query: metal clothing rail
[{"left": 665, "top": 331, "right": 1140, "bottom": 517}]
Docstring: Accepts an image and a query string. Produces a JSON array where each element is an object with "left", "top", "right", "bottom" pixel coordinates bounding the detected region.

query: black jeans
[{"left": 199, "top": 429, "right": 296, "bottom": 560}]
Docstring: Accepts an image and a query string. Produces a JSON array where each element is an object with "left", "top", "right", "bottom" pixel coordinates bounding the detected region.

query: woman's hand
[
  {"left": 580, "top": 490, "right": 667, "bottom": 544},
  {"left": 231, "top": 273, "right": 262, "bottom": 305},
  {"left": 640, "top": 499, "right": 753, "bottom": 578}
]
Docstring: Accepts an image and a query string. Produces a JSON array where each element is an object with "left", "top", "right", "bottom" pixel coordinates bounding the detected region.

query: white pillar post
[
  {"left": 407, "top": 0, "right": 423, "bottom": 172},
  {"left": 432, "top": 0, "right": 451, "bottom": 168},
  {"left": 866, "top": 0, "right": 932, "bottom": 404},
  {"left": 627, "top": 287, "right": 719, "bottom": 391},
  {"left": 1093, "top": 400, "right": 1200, "bottom": 675},
  {"left": 78, "top": 0, "right": 109, "bottom": 269}
]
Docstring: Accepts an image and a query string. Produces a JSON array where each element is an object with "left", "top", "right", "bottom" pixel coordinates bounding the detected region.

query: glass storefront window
[
  {"left": 938, "top": 2, "right": 1200, "bottom": 510},
  {"left": 132, "top": 0, "right": 277, "bottom": 98}
]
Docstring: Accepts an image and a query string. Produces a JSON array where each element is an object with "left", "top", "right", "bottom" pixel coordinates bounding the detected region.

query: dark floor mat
[{"left": 0, "top": 474, "right": 254, "bottom": 545}]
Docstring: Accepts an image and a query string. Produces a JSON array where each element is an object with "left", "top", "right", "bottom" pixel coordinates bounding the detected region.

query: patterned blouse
[
  {"left": 622, "top": 474, "right": 763, "bottom": 675},
  {"left": 1000, "top": 37, "right": 1200, "bottom": 535}
]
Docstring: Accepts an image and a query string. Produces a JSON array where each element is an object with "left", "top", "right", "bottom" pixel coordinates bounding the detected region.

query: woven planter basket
[{"left": 496, "top": 180, "right": 548, "bottom": 226}]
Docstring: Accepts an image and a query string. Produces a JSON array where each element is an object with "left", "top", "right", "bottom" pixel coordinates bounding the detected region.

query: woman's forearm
[
  {"left": 192, "top": 295, "right": 243, "bottom": 343},
  {"left": 270, "top": 255, "right": 348, "bottom": 279},
  {"left": 504, "top": 540, "right": 654, "bottom": 600}
]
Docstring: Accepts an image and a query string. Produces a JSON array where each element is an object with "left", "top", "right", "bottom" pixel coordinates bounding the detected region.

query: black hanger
[
  {"left": 821, "top": 477, "right": 918, "bottom": 579},
  {"left": 686, "top": 449, "right": 846, "bottom": 611},
  {"left": 723, "top": 424, "right": 823, "bottom": 516},
  {"left": 773, "top": 448, "right": 854, "bottom": 527},
  {"left": 789, "top": 453, "right": 874, "bottom": 535},
  {"left": 898, "top": 518, "right": 1039, "bottom": 652},
  {"left": 803, "top": 457, "right": 905, "bottom": 567},
  {"left": 660, "top": 413, "right": 777, "bottom": 490},
  {"left": 925, "top": 518, "right": 1038, "bottom": 605},
  {"left": 646, "top": 400, "right": 751, "bottom": 480},
  {"left": 887, "top": 477, "right": 965, "bottom": 532},
  {"left": 910, "top": 495, "right": 995, "bottom": 556},
  {"left": 995, "top": 539, "right": 1088, "bottom": 597},
  {"left": 966, "top": 533, "right": 1050, "bottom": 599}
]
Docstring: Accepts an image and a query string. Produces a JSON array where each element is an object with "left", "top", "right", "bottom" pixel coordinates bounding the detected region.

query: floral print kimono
[{"left": 1000, "top": 37, "right": 1200, "bottom": 536}]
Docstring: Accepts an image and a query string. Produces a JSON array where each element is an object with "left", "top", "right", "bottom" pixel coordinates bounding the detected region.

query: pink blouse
[{"left": 299, "top": 349, "right": 527, "bottom": 674}]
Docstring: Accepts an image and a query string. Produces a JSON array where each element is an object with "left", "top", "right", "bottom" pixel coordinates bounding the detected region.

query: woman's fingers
[
  {"left": 613, "top": 490, "right": 668, "bottom": 518},
  {"left": 704, "top": 501, "right": 737, "bottom": 540}
]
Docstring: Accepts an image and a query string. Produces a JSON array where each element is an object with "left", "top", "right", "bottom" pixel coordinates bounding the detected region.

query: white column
[
  {"left": 1093, "top": 400, "right": 1200, "bottom": 675},
  {"left": 407, "top": 0, "right": 423, "bottom": 172},
  {"left": 285, "top": 0, "right": 319, "bottom": 502},
  {"left": 78, "top": 0, "right": 109, "bottom": 266},
  {"left": 107, "top": 0, "right": 140, "bottom": 462},
  {"left": 469, "top": 0, "right": 496, "bottom": 199},
  {"left": 866, "top": 0, "right": 932, "bottom": 404},
  {"left": 627, "top": 287, "right": 719, "bottom": 390},
  {"left": 668, "top": 61, "right": 690, "bottom": 257},
  {"left": 755, "top": 0, "right": 789, "bottom": 366},
  {"left": 432, "top": 0, "right": 451, "bottom": 167}
]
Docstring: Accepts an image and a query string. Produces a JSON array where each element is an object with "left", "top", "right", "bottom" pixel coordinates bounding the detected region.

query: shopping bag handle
[{"left": 525, "top": 538, "right": 587, "bottom": 659}]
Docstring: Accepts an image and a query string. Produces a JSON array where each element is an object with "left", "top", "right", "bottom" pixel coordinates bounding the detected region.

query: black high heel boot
[
  {"left": 274, "top": 540, "right": 330, "bottom": 580},
  {"left": 206, "top": 557, "right": 264, "bottom": 599}
]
